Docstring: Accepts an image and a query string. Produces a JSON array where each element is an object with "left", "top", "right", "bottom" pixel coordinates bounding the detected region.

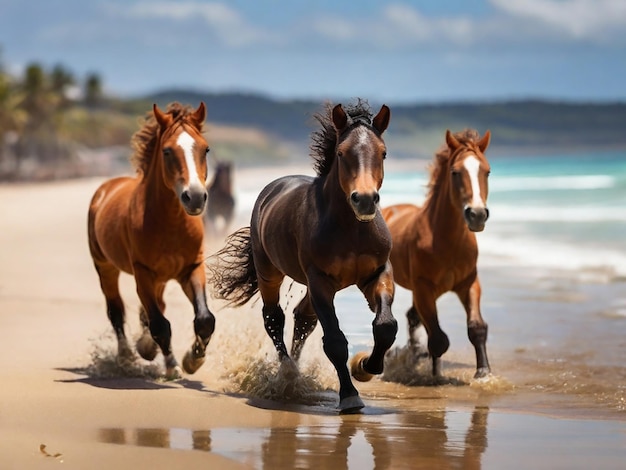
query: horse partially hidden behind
[
  {"left": 87, "top": 102, "right": 216, "bottom": 379},
  {"left": 382, "top": 129, "right": 492, "bottom": 379},
  {"left": 204, "top": 160, "right": 235, "bottom": 237},
  {"left": 207, "top": 100, "right": 397, "bottom": 413}
]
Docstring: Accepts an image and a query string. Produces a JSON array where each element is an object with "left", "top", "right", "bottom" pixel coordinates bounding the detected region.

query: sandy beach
[{"left": 1, "top": 166, "right": 625, "bottom": 469}]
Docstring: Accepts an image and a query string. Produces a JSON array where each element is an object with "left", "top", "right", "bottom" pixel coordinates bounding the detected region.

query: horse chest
[
  {"left": 131, "top": 223, "right": 204, "bottom": 278},
  {"left": 314, "top": 230, "right": 389, "bottom": 288}
]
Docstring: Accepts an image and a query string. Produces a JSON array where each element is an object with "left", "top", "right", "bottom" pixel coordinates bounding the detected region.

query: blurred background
[{"left": 0, "top": 0, "right": 625, "bottom": 180}]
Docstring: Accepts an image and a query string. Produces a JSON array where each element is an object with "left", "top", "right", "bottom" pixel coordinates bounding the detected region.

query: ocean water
[
  {"left": 381, "top": 150, "right": 626, "bottom": 279},
  {"left": 224, "top": 150, "right": 626, "bottom": 416}
]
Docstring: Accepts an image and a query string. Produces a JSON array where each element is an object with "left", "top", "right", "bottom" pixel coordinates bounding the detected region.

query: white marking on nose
[
  {"left": 177, "top": 131, "right": 202, "bottom": 187},
  {"left": 463, "top": 155, "right": 484, "bottom": 208}
]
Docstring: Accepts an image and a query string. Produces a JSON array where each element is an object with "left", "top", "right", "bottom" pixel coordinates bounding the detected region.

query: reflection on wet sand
[{"left": 98, "top": 406, "right": 489, "bottom": 469}]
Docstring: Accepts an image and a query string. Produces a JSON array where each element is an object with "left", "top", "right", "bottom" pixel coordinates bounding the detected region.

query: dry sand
[{"left": 1, "top": 167, "right": 624, "bottom": 469}]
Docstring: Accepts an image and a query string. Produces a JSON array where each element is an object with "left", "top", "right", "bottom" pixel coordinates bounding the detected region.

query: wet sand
[{"left": 1, "top": 168, "right": 625, "bottom": 469}]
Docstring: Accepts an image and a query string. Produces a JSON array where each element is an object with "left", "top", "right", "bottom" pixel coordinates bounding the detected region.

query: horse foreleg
[
  {"left": 95, "top": 263, "right": 132, "bottom": 360},
  {"left": 308, "top": 272, "right": 362, "bottom": 413},
  {"left": 351, "top": 262, "right": 398, "bottom": 380},
  {"left": 291, "top": 293, "right": 318, "bottom": 362},
  {"left": 406, "top": 306, "right": 428, "bottom": 358},
  {"left": 457, "top": 278, "right": 491, "bottom": 378},
  {"left": 136, "top": 306, "right": 158, "bottom": 361},
  {"left": 180, "top": 266, "right": 216, "bottom": 374},
  {"left": 134, "top": 265, "right": 181, "bottom": 379},
  {"left": 413, "top": 287, "right": 449, "bottom": 377}
]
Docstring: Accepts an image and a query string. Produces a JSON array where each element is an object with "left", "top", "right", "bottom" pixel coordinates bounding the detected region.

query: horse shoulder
[{"left": 89, "top": 176, "right": 137, "bottom": 273}]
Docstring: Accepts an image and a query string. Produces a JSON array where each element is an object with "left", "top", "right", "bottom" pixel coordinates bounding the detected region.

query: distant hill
[{"left": 133, "top": 90, "right": 626, "bottom": 159}]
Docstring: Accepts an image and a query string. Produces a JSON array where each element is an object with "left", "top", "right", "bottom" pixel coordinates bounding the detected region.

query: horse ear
[
  {"left": 153, "top": 104, "right": 173, "bottom": 128},
  {"left": 445, "top": 129, "right": 460, "bottom": 151},
  {"left": 332, "top": 104, "right": 348, "bottom": 132},
  {"left": 477, "top": 130, "right": 491, "bottom": 153},
  {"left": 372, "top": 104, "right": 390, "bottom": 134},
  {"left": 191, "top": 101, "right": 207, "bottom": 128}
]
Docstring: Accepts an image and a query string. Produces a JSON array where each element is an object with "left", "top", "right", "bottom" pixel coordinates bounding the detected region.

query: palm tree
[{"left": 84, "top": 72, "right": 103, "bottom": 110}]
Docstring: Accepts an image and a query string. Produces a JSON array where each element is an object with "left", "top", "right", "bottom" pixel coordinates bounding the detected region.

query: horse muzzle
[
  {"left": 464, "top": 205, "right": 489, "bottom": 232},
  {"left": 179, "top": 185, "right": 208, "bottom": 216},
  {"left": 350, "top": 191, "right": 380, "bottom": 222}
]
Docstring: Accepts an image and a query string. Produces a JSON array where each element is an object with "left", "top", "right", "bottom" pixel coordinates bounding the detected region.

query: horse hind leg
[
  {"left": 96, "top": 263, "right": 132, "bottom": 361},
  {"left": 263, "top": 304, "right": 289, "bottom": 360},
  {"left": 290, "top": 294, "right": 318, "bottom": 362}
]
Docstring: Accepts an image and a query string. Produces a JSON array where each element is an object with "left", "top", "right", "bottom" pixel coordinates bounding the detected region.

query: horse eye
[
  {"left": 337, "top": 151, "right": 343, "bottom": 158},
  {"left": 382, "top": 151, "right": 387, "bottom": 160},
  {"left": 451, "top": 169, "right": 460, "bottom": 177},
  {"left": 205, "top": 147, "right": 210, "bottom": 155},
  {"left": 163, "top": 147, "right": 172, "bottom": 157}
]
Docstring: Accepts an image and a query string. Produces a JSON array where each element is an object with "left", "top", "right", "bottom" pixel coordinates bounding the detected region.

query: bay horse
[
  {"left": 382, "top": 129, "right": 492, "bottom": 379},
  {"left": 207, "top": 100, "right": 397, "bottom": 413},
  {"left": 87, "top": 102, "right": 216, "bottom": 379},
  {"left": 204, "top": 160, "right": 235, "bottom": 237}
]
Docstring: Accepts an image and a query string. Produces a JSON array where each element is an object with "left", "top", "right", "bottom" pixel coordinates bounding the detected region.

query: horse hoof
[
  {"left": 339, "top": 395, "right": 365, "bottom": 414},
  {"left": 350, "top": 351, "right": 374, "bottom": 382},
  {"left": 182, "top": 350, "right": 205, "bottom": 374},
  {"left": 474, "top": 367, "right": 491, "bottom": 379},
  {"left": 165, "top": 365, "right": 183, "bottom": 381},
  {"left": 136, "top": 334, "right": 158, "bottom": 361}
]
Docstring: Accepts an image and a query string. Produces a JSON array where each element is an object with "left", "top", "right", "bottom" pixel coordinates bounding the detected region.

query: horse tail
[{"left": 206, "top": 226, "right": 259, "bottom": 307}]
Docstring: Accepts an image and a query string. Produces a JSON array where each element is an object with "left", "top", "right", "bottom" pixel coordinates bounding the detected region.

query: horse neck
[
  {"left": 320, "top": 164, "right": 355, "bottom": 223},
  {"left": 139, "top": 148, "right": 185, "bottom": 218},
  {"left": 423, "top": 163, "right": 468, "bottom": 239}
]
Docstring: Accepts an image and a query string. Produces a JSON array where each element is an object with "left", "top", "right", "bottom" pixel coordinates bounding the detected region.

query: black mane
[{"left": 310, "top": 98, "right": 377, "bottom": 176}]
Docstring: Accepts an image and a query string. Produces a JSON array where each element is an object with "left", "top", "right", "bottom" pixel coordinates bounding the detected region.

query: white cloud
[
  {"left": 489, "top": 0, "right": 626, "bottom": 40},
  {"left": 123, "top": 1, "right": 279, "bottom": 47}
]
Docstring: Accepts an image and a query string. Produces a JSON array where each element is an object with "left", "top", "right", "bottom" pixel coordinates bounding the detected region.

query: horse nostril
[
  {"left": 484, "top": 207, "right": 490, "bottom": 221},
  {"left": 203, "top": 192, "right": 208, "bottom": 203},
  {"left": 181, "top": 190, "right": 191, "bottom": 204},
  {"left": 464, "top": 206, "right": 474, "bottom": 220},
  {"left": 351, "top": 192, "right": 360, "bottom": 204},
  {"left": 373, "top": 192, "right": 380, "bottom": 205}
]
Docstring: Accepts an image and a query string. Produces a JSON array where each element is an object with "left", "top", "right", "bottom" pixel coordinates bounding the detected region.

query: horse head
[
  {"left": 446, "top": 129, "right": 491, "bottom": 232},
  {"left": 332, "top": 103, "right": 390, "bottom": 222},
  {"left": 153, "top": 102, "right": 210, "bottom": 216}
]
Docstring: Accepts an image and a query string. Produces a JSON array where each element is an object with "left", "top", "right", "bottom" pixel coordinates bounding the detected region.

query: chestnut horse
[
  {"left": 382, "top": 129, "right": 492, "bottom": 379},
  {"left": 87, "top": 102, "right": 216, "bottom": 379},
  {"left": 207, "top": 101, "right": 397, "bottom": 413}
]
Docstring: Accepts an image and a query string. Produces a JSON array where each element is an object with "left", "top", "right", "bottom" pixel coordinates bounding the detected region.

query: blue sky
[{"left": 1, "top": 0, "right": 625, "bottom": 103}]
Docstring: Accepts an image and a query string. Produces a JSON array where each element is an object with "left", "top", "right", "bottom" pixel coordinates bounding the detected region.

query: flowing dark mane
[
  {"left": 130, "top": 102, "right": 203, "bottom": 175},
  {"left": 426, "top": 129, "right": 482, "bottom": 199},
  {"left": 310, "top": 99, "right": 377, "bottom": 176}
]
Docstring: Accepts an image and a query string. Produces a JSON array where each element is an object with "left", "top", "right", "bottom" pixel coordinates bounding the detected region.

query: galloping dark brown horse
[
  {"left": 382, "top": 129, "right": 492, "bottom": 379},
  {"left": 204, "top": 160, "right": 235, "bottom": 237},
  {"left": 87, "top": 102, "right": 216, "bottom": 379},
  {"left": 207, "top": 100, "right": 397, "bottom": 412}
]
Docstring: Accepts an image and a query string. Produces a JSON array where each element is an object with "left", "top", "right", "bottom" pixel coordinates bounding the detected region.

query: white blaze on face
[
  {"left": 354, "top": 127, "right": 372, "bottom": 173},
  {"left": 463, "top": 154, "right": 485, "bottom": 208},
  {"left": 176, "top": 131, "right": 203, "bottom": 187}
]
